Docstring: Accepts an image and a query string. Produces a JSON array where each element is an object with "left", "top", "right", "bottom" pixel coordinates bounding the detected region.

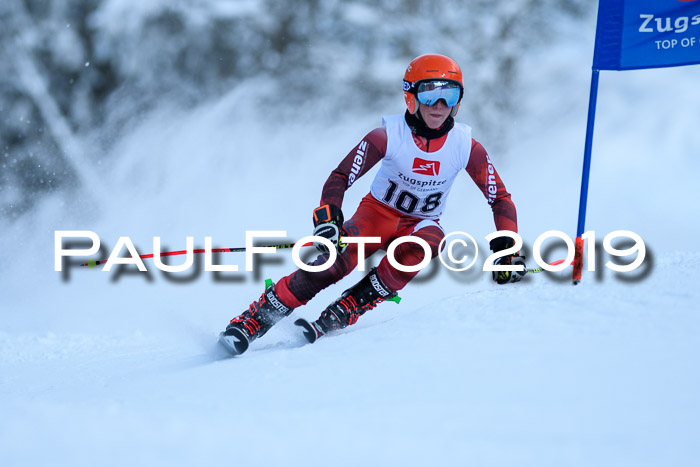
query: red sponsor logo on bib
[{"left": 412, "top": 158, "right": 441, "bottom": 176}]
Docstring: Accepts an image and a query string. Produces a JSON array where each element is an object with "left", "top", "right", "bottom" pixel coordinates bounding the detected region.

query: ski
[
  {"left": 217, "top": 329, "right": 250, "bottom": 356},
  {"left": 294, "top": 318, "right": 324, "bottom": 344}
]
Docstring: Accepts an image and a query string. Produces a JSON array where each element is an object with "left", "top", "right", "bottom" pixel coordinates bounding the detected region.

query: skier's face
[{"left": 418, "top": 100, "right": 451, "bottom": 129}]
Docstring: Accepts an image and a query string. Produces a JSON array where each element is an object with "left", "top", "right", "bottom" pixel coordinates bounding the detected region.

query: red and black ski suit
[{"left": 274, "top": 127, "right": 518, "bottom": 309}]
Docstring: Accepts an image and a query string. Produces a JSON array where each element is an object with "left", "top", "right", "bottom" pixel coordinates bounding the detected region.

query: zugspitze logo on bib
[{"left": 412, "top": 158, "right": 441, "bottom": 176}]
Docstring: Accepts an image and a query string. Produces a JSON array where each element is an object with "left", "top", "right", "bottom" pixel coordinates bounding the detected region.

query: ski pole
[
  {"left": 81, "top": 242, "right": 571, "bottom": 273},
  {"left": 80, "top": 242, "right": 312, "bottom": 268}
]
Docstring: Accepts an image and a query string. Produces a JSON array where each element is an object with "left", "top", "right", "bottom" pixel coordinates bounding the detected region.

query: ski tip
[
  {"left": 294, "top": 318, "right": 319, "bottom": 344},
  {"left": 218, "top": 329, "right": 250, "bottom": 356}
]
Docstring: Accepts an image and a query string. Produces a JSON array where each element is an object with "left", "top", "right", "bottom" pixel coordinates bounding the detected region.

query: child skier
[{"left": 219, "top": 53, "right": 525, "bottom": 355}]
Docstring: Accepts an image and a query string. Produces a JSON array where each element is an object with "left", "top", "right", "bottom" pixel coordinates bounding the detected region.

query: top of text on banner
[{"left": 593, "top": 0, "right": 700, "bottom": 70}]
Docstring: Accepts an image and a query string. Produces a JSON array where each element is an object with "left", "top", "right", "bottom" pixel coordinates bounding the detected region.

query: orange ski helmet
[{"left": 403, "top": 54, "right": 464, "bottom": 117}]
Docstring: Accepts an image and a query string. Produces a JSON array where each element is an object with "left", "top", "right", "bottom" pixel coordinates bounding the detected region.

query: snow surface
[{"left": 2, "top": 13, "right": 700, "bottom": 467}]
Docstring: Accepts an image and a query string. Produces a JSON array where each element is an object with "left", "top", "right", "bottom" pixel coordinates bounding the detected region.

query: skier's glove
[
  {"left": 312, "top": 204, "right": 348, "bottom": 255},
  {"left": 489, "top": 237, "right": 527, "bottom": 285}
]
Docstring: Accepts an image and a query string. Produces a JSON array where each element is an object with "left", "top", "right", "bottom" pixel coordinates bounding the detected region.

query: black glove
[
  {"left": 489, "top": 237, "right": 526, "bottom": 285},
  {"left": 312, "top": 204, "right": 348, "bottom": 255}
]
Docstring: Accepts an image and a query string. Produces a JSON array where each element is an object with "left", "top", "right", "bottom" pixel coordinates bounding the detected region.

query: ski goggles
[{"left": 415, "top": 80, "right": 462, "bottom": 107}]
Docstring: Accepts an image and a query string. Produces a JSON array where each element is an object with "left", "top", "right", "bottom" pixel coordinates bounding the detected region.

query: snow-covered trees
[{"left": 0, "top": 0, "right": 589, "bottom": 221}]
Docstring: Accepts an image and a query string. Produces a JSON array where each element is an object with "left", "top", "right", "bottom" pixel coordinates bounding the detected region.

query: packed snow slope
[{"left": 2, "top": 18, "right": 700, "bottom": 467}]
